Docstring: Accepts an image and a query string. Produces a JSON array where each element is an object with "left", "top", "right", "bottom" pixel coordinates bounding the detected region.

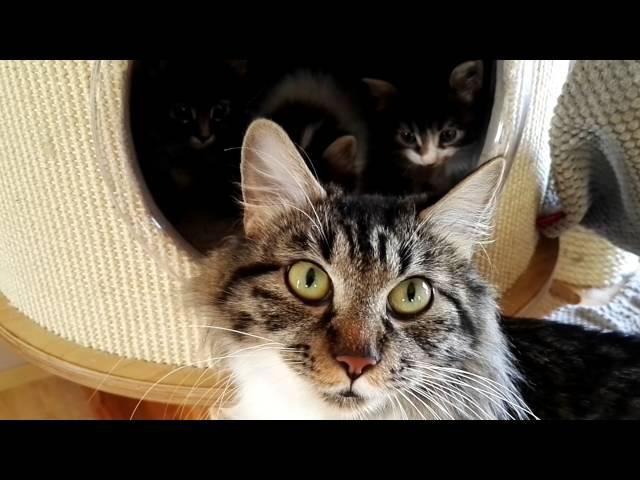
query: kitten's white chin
[
  {"left": 213, "top": 349, "right": 392, "bottom": 420},
  {"left": 404, "top": 148, "right": 456, "bottom": 167}
]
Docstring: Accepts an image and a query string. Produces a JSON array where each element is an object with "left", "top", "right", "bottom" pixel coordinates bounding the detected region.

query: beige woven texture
[
  {"left": 0, "top": 59, "right": 616, "bottom": 367},
  {"left": 476, "top": 61, "right": 571, "bottom": 290},
  {"left": 554, "top": 228, "right": 638, "bottom": 288},
  {"left": 0, "top": 61, "right": 199, "bottom": 366}
]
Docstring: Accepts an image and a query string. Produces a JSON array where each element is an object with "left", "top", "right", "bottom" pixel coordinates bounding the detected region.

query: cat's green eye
[
  {"left": 287, "top": 261, "right": 332, "bottom": 302},
  {"left": 388, "top": 278, "right": 433, "bottom": 317}
]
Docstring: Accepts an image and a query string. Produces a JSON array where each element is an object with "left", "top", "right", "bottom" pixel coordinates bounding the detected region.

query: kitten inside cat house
[{"left": 129, "top": 59, "right": 496, "bottom": 253}]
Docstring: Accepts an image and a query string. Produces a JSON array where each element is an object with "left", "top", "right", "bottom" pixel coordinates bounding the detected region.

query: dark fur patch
[
  {"left": 231, "top": 312, "right": 256, "bottom": 338},
  {"left": 398, "top": 242, "right": 413, "bottom": 275},
  {"left": 377, "top": 231, "right": 388, "bottom": 264},
  {"left": 436, "top": 288, "right": 476, "bottom": 337},
  {"left": 220, "top": 263, "right": 281, "bottom": 302},
  {"left": 319, "top": 224, "right": 334, "bottom": 262},
  {"left": 252, "top": 286, "right": 283, "bottom": 302},
  {"left": 319, "top": 306, "right": 337, "bottom": 327}
]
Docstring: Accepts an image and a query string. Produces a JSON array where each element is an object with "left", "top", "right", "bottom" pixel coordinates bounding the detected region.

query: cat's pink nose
[{"left": 335, "top": 355, "right": 378, "bottom": 380}]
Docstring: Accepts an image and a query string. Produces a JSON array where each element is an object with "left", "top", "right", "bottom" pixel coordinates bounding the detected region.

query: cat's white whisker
[
  {"left": 185, "top": 325, "right": 284, "bottom": 345},
  {"left": 412, "top": 362, "right": 535, "bottom": 418},
  {"left": 390, "top": 389, "right": 409, "bottom": 420},
  {"left": 402, "top": 374, "right": 487, "bottom": 420},
  {"left": 404, "top": 384, "right": 452, "bottom": 420},
  {"left": 393, "top": 386, "right": 430, "bottom": 420},
  {"left": 405, "top": 366, "right": 523, "bottom": 420},
  {"left": 402, "top": 377, "right": 469, "bottom": 420},
  {"left": 422, "top": 378, "right": 489, "bottom": 420}
]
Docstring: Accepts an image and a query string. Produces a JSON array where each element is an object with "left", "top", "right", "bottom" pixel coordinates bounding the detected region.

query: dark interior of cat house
[{"left": 129, "top": 60, "right": 497, "bottom": 254}]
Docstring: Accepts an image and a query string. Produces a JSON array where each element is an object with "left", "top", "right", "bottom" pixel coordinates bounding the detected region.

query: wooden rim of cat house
[{"left": 0, "top": 60, "right": 566, "bottom": 405}]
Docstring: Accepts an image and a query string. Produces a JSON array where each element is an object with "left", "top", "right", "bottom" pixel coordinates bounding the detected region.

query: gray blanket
[
  {"left": 541, "top": 60, "right": 640, "bottom": 255},
  {"left": 540, "top": 60, "right": 640, "bottom": 332}
]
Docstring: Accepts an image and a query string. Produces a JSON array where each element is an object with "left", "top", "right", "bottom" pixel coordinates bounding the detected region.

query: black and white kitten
[
  {"left": 363, "top": 60, "right": 492, "bottom": 197},
  {"left": 130, "top": 60, "right": 250, "bottom": 222},
  {"left": 255, "top": 70, "right": 371, "bottom": 192}
]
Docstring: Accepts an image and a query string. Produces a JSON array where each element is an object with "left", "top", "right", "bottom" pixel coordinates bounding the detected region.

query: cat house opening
[{"left": 126, "top": 60, "right": 518, "bottom": 255}]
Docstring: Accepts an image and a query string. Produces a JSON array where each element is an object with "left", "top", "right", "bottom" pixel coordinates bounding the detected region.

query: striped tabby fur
[{"left": 191, "top": 119, "right": 533, "bottom": 420}]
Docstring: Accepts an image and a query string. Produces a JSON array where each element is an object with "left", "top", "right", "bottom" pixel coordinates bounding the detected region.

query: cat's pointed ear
[
  {"left": 363, "top": 78, "right": 398, "bottom": 112},
  {"left": 418, "top": 157, "right": 505, "bottom": 260},
  {"left": 241, "top": 119, "right": 326, "bottom": 238},
  {"left": 322, "top": 135, "right": 358, "bottom": 177},
  {"left": 450, "top": 60, "right": 484, "bottom": 104}
]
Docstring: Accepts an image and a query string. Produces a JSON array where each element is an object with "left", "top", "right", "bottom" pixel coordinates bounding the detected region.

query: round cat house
[{"left": 0, "top": 60, "right": 571, "bottom": 405}]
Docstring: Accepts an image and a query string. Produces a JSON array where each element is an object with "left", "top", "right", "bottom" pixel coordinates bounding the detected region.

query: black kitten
[
  {"left": 130, "top": 60, "right": 250, "bottom": 222},
  {"left": 363, "top": 60, "right": 493, "bottom": 197}
]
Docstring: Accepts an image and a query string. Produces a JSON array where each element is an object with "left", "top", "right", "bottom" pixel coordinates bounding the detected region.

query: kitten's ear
[
  {"left": 322, "top": 135, "right": 358, "bottom": 177},
  {"left": 450, "top": 60, "right": 484, "bottom": 104},
  {"left": 418, "top": 157, "right": 505, "bottom": 260},
  {"left": 363, "top": 78, "right": 398, "bottom": 112},
  {"left": 227, "top": 59, "right": 248, "bottom": 77},
  {"left": 241, "top": 119, "right": 326, "bottom": 238}
]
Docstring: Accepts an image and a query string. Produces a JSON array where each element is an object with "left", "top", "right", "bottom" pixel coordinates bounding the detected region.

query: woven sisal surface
[{"left": 0, "top": 61, "right": 199, "bottom": 366}]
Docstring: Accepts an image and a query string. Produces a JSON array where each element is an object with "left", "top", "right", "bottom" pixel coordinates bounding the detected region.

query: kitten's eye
[
  {"left": 440, "top": 127, "right": 461, "bottom": 145},
  {"left": 388, "top": 278, "right": 433, "bottom": 317},
  {"left": 287, "top": 261, "right": 332, "bottom": 302},
  {"left": 397, "top": 129, "right": 417, "bottom": 147},
  {"left": 211, "top": 102, "right": 231, "bottom": 121},
  {"left": 170, "top": 103, "right": 193, "bottom": 124}
]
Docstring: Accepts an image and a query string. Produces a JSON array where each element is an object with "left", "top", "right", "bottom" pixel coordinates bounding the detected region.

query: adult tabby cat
[{"left": 192, "top": 119, "right": 640, "bottom": 420}]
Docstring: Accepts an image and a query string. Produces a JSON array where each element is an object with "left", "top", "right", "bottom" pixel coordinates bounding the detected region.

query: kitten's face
[
  {"left": 167, "top": 99, "right": 232, "bottom": 151},
  {"left": 194, "top": 120, "right": 525, "bottom": 419},
  {"left": 141, "top": 60, "right": 248, "bottom": 156},
  {"left": 367, "top": 61, "right": 487, "bottom": 169},
  {"left": 394, "top": 119, "right": 468, "bottom": 167}
]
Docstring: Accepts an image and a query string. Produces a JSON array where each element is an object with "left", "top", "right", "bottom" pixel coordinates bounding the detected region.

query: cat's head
[
  {"left": 194, "top": 119, "right": 527, "bottom": 420},
  {"left": 365, "top": 60, "right": 486, "bottom": 169},
  {"left": 140, "top": 60, "right": 249, "bottom": 154}
]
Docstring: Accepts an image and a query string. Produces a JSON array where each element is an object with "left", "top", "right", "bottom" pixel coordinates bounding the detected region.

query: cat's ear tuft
[
  {"left": 418, "top": 156, "right": 505, "bottom": 260},
  {"left": 363, "top": 78, "right": 398, "bottom": 112},
  {"left": 450, "top": 60, "right": 484, "bottom": 104},
  {"left": 240, "top": 119, "right": 326, "bottom": 238}
]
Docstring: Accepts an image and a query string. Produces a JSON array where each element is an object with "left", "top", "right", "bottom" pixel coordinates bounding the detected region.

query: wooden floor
[{"left": 0, "top": 367, "right": 211, "bottom": 420}]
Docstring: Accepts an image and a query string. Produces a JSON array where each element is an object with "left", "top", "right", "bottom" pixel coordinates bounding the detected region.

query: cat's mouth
[{"left": 321, "top": 389, "right": 368, "bottom": 408}]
